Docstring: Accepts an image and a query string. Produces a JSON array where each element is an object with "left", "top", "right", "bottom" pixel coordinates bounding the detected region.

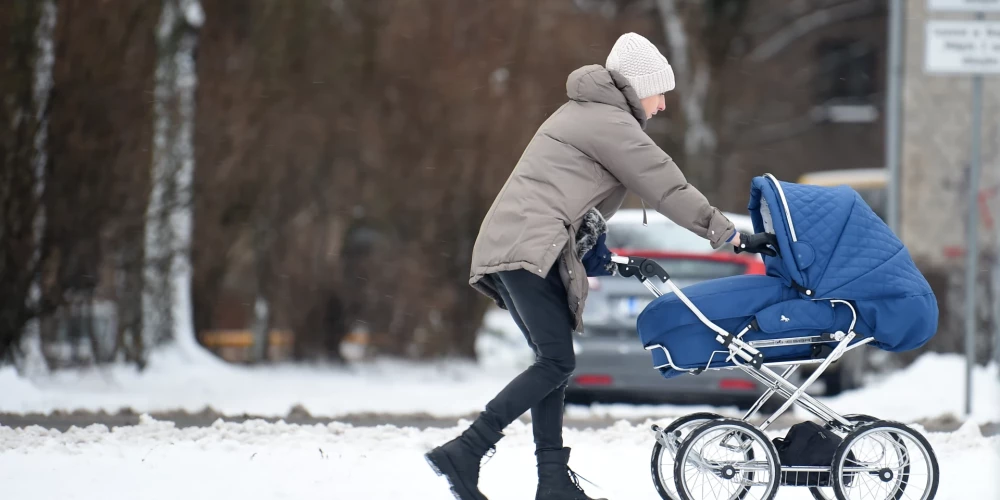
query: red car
[{"left": 566, "top": 210, "right": 788, "bottom": 410}]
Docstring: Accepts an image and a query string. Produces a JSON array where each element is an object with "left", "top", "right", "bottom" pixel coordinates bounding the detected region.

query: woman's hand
[
  {"left": 581, "top": 233, "right": 616, "bottom": 276},
  {"left": 734, "top": 232, "right": 779, "bottom": 257}
]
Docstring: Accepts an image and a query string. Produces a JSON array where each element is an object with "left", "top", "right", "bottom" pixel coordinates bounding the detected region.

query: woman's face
[{"left": 640, "top": 94, "right": 666, "bottom": 119}]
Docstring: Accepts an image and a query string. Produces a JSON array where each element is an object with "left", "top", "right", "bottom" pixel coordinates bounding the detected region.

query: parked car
[
  {"left": 602, "top": 209, "right": 756, "bottom": 254},
  {"left": 566, "top": 209, "right": 788, "bottom": 409}
]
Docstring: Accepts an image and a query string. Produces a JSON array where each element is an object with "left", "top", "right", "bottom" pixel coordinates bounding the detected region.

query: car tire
[{"left": 563, "top": 391, "right": 595, "bottom": 406}]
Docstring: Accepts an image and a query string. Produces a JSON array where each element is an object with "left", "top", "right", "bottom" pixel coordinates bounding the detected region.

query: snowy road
[
  {"left": 2, "top": 345, "right": 998, "bottom": 498},
  {"left": 3, "top": 348, "right": 998, "bottom": 426},
  {"left": 1, "top": 415, "right": 997, "bottom": 500},
  {"left": 1, "top": 407, "right": 996, "bottom": 437}
]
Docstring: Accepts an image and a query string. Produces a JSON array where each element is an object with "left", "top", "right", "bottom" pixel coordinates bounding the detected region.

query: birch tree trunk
[
  {"left": 0, "top": 1, "right": 47, "bottom": 364},
  {"left": 654, "top": 0, "right": 724, "bottom": 200},
  {"left": 251, "top": 209, "right": 273, "bottom": 363},
  {"left": 655, "top": 0, "right": 717, "bottom": 160},
  {"left": 144, "top": 0, "right": 211, "bottom": 361},
  {"left": 30, "top": 0, "right": 55, "bottom": 294},
  {"left": 17, "top": 0, "right": 58, "bottom": 374}
]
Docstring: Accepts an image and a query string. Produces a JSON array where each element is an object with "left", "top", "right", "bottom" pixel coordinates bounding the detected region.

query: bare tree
[
  {"left": 5, "top": 0, "right": 893, "bottom": 368},
  {"left": 643, "top": 0, "right": 885, "bottom": 205},
  {"left": 16, "top": 0, "right": 59, "bottom": 373},
  {"left": 0, "top": 0, "right": 46, "bottom": 363},
  {"left": 144, "top": 0, "right": 206, "bottom": 359}
]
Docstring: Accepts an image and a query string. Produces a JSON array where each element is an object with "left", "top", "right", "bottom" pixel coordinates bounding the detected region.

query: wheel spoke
[
  {"left": 833, "top": 422, "right": 938, "bottom": 500},
  {"left": 651, "top": 413, "right": 723, "bottom": 500},
  {"left": 675, "top": 419, "right": 779, "bottom": 500}
]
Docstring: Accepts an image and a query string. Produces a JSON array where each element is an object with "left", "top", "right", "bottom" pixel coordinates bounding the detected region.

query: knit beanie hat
[{"left": 605, "top": 33, "right": 676, "bottom": 99}]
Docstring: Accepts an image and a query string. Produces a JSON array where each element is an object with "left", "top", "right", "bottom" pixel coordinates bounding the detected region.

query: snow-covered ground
[
  {"left": 1, "top": 339, "right": 997, "bottom": 425},
  {"left": 1, "top": 307, "right": 999, "bottom": 498},
  {"left": 0, "top": 345, "right": 525, "bottom": 418},
  {"left": 0, "top": 415, "right": 996, "bottom": 499}
]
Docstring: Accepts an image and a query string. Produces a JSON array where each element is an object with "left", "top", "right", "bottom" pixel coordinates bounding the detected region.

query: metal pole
[
  {"left": 885, "top": 0, "right": 905, "bottom": 235},
  {"left": 994, "top": 119, "right": 1000, "bottom": 377},
  {"left": 995, "top": 173, "right": 1000, "bottom": 377},
  {"left": 965, "top": 12, "right": 985, "bottom": 415},
  {"left": 995, "top": 244, "right": 1000, "bottom": 375}
]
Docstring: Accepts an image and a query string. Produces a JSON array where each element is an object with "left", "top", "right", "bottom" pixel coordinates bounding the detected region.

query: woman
[{"left": 425, "top": 32, "right": 775, "bottom": 500}]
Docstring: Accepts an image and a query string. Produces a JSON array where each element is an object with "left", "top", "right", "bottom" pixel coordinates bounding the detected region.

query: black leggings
[{"left": 479, "top": 265, "right": 576, "bottom": 452}]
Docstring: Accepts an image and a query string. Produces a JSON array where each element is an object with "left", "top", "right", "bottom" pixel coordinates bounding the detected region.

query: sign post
[
  {"left": 886, "top": 0, "right": 904, "bottom": 235},
  {"left": 924, "top": 11, "right": 994, "bottom": 416},
  {"left": 965, "top": 64, "right": 983, "bottom": 418}
]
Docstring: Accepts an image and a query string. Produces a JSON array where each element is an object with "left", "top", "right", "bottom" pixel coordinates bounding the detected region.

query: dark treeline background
[{"left": 7, "top": 0, "right": 950, "bottom": 371}]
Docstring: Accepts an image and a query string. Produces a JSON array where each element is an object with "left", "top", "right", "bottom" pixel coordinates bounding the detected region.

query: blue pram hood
[{"left": 747, "top": 175, "right": 939, "bottom": 351}]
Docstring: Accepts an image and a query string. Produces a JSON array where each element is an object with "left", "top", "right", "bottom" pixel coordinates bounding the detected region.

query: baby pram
[{"left": 614, "top": 175, "right": 940, "bottom": 500}]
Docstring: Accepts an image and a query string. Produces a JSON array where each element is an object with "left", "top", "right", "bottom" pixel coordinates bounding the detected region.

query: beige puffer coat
[{"left": 469, "top": 64, "right": 735, "bottom": 331}]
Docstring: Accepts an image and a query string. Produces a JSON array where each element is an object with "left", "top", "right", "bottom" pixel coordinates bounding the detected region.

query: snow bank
[
  {"left": 0, "top": 343, "right": 522, "bottom": 418},
  {"left": 0, "top": 366, "right": 44, "bottom": 410},
  {"left": 1, "top": 337, "right": 997, "bottom": 425},
  {"left": 0, "top": 416, "right": 996, "bottom": 499},
  {"left": 816, "top": 352, "right": 1000, "bottom": 425}
]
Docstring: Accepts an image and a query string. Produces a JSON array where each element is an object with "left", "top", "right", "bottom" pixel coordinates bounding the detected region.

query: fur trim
[
  {"left": 575, "top": 208, "right": 607, "bottom": 258},
  {"left": 604, "top": 259, "right": 617, "bottom": 276}
]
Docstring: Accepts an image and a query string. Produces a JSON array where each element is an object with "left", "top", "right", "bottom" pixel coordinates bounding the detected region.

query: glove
[
  {"left": 581, "top": 233, "right": 616, "bottom": 277},
  {"left": 735, "top": 232, "right": 779, "bottom": 257}
]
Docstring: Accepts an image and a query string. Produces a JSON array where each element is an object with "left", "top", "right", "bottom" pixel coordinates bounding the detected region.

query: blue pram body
[
  {"left": 633, "top": 175, "right": 939, "bottom": 379},
  {"left": 620, "top": 175, "right": 943, "bottom": 498}
]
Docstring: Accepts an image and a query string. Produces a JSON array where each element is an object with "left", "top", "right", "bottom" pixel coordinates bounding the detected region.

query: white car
[
  {"left": 604, "top": 208, "right": 757, "bottom": 254},
  {"left": 566, "top": 208, "right": 781, "bottom": 410}
]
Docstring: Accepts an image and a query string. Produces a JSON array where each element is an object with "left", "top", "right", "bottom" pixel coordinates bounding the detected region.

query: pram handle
[
  {"left": 611, "top": 253, "right": 762, "bottom": 368},
  {"left": 611, "top": 255, "right": 669, "bottom": 283}
]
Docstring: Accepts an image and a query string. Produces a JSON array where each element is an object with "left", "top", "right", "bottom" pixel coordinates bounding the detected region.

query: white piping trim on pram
[
  {"left": 644, "top": 344, "right": 696, "bottom": 374},
  {"left": 764, "top": 173, "right": 798, "bottom": 242},
  {"left": 645, "top": 299, "right": 861, "bottom": 374},
  {"left": 646, "top": 334, "right": 873, "bottom": 374}
]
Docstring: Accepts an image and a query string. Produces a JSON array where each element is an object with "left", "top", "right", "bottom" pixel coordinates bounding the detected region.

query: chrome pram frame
[
  {"left": 612, "top": 253, "right": 872, "bottom": 432},
  {"left": 612, "top": 254, "right": 940, "bottom": 500}
]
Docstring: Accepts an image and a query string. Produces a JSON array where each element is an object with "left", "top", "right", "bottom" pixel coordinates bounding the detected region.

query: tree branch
[
  {"left": 655, "top": 0, "right": 717, "bottom": 156},
  {"left": 747, "top": 0, "right": 881, "bottom": 62},
  {"left": 732, "top": 110, "right": 821, "bottom": 147}
]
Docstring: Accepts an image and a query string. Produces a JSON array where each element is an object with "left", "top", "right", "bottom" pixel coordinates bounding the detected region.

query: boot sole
[{"left": 424, "top": 449, "right": 484, "bottom": 500}]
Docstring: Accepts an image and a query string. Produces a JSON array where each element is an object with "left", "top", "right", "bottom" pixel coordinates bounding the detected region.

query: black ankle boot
[
  {"left": 425, "top": 419, "right": 503, "bottom": 500},
  {"left": 535, "top": 447, "right": 607, "bottom": 500}
]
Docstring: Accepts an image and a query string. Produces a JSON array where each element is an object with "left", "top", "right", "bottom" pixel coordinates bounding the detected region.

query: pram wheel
[
  {"left": 650, "top": 412, "right": 723, "bottom": 500},
  {"left": 831, "top": 420, "right": 939, "bottom": 500},
  {"left": 808, "top": 414, "right": 880, "bottom": 500},
  {"left": 673, "top": 418, "right": 780, "bottom": 500}
]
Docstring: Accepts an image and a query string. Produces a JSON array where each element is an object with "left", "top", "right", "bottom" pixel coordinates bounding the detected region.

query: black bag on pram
[{"left": 772, "top": 421, "right": 852, "bottom": 487}]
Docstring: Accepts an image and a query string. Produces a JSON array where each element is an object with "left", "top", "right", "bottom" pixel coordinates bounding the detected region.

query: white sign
[
  {"left": 929, "top": 0, "right": 1000, "bottom": 11},
  {"left": 925, "top": 20, "right": 1000, "bottom": 74}
]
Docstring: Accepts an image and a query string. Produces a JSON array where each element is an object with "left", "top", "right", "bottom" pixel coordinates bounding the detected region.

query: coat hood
[{"left": 566, "top": 64, "right": 647, "bottom": 129}]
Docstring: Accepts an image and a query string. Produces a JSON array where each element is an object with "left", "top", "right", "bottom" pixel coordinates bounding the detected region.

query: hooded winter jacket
[{"left": 469, "top": 64, "right": 735, "bottom": 331}]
